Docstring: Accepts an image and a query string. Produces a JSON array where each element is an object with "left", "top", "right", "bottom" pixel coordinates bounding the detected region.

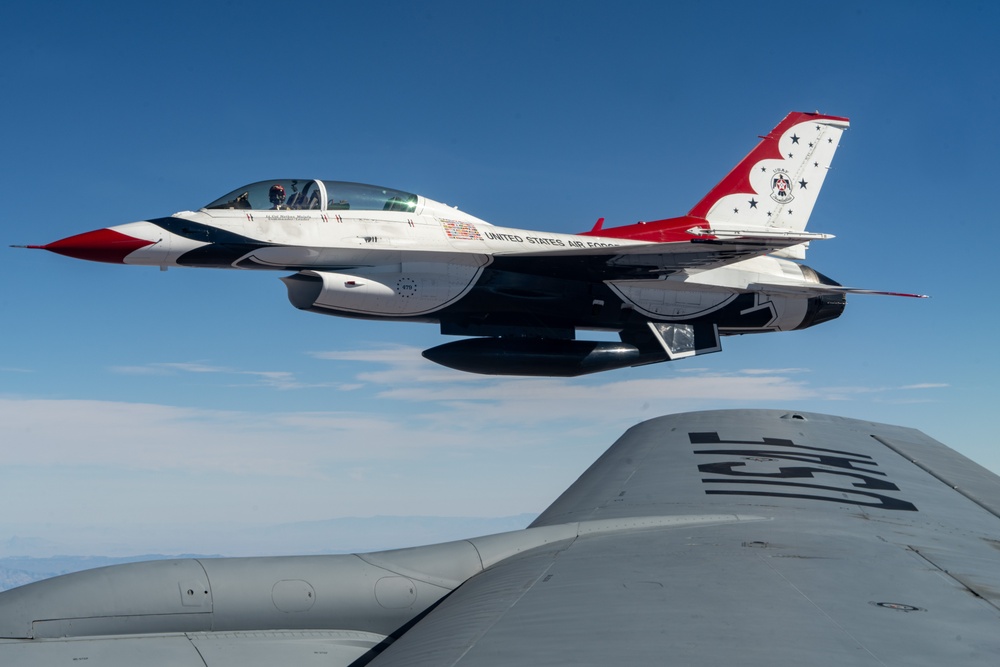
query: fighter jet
[
  {"left": 25, "top": 112, "right": 923, "bottom": 376},
  {"left": 1, "top": 409, "right": 998, "bottom": 665}
]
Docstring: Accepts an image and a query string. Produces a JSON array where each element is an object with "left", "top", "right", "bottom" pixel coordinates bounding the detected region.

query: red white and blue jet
[{"left": 25, "top": 112, "right": 923, "bottom": 376}]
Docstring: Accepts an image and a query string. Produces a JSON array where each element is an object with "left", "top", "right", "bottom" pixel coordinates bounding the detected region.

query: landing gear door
[{"left": 647, "top": 323, "right": 722, "bottom": 360}]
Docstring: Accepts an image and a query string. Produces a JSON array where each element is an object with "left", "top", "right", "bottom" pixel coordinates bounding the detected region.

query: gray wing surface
[
  {"left": 368, "top": 409, "right": 1000, "bottom": 666},
  {"left": 3, "top": 410, "right": 998, "bottom": 666}
]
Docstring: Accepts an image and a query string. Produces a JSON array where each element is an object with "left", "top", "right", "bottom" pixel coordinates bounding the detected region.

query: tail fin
[{"left": 688, "top": 112, "right": 850, "bottom": 234}]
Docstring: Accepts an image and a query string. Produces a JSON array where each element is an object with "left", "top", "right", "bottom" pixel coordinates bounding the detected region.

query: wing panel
[
  {"left": 0, "top": 630, "right": 386, "bottom": 667},
  {"left": 494, "top": 237, "right": 825, "bottom": 276},
  {"left": 0, "top": 635, "right": 206, "bottom": 667},
  {"left": 872, "top": 433, "right": 1000, "bottom": 519},
  {"left": 189, "top": 629, "right": 386, "bottom": 666},
  {"left": 530, "top": 410, "right": 998, "bottom": 528},
  {"left": 367, "top": 546, "right": 564, "bottom": 666},
  {"left": 371, "top": 524, "right": 1000, "bottom": 666},
  {"left": 368, "top": 410, "right": 1000, "bottom": 666}
]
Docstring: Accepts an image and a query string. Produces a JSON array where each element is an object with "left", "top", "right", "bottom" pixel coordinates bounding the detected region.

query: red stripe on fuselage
[{"left": 578, "top": 215, "right": 705, "bottom": 242}]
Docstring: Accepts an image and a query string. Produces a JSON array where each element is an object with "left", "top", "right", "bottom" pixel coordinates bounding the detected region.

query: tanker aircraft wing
[{"left": 2, "top": 410, "right": 999, "bottom": 666}]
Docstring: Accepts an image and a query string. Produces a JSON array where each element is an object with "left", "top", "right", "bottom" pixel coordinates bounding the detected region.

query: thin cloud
[
  {"left": 158, "top": 362, "right": 230, "bottom": 373},
  {"left": 311, "top": 345, "right": 483, "bottom": 386},
  {"left": 311, "top": 345, "right": 425, "bottom": 364},
  {"left": 110, "top": 361, "right": 330, "bottom": 390},
  {"left": 815, "top": 382, "right": 949, "bottom": 401},
  {"left": 230, "top": 370, "right": 338, "bottom": 391},
  {"left": 0, "top": 398, "right": 471, "bottom": 474},
  {"left": 380, "top": 374, "right": 814, "bottom": 403},
  {"left": 739, "top": 367, "right": 811, "bottom": 375},
  {"left": 111, "top": 361, "right": 227, "bottom": 376},
  {"left": 110, "top": 365, "right": 174, "bottom": 376}
]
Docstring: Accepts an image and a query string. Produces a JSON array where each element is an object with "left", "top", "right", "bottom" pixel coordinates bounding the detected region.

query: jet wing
[
  {"left": 745, "top": 282, "right": 929, "bottom": 298},
  {"left": 368, "top": 410, "right": 1000, "bottom": 666},
  {"left": 3, "top": 411, "right": 997, "bottom": 666},
  {"left": 495, "top": 231, "right": 832, "bottom": 278},
  {"left": 244, "top": 229, "right": 823, "bottom": 276}
]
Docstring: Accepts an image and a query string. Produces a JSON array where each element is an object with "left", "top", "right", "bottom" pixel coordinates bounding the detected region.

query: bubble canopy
[{"left": 204, "top": 180, "right": 418, "bottom": 212}]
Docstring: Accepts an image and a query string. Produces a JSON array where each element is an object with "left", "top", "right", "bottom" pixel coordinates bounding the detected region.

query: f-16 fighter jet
[{"left": 26, "top": 112, "right": 923, "bottom": 376}]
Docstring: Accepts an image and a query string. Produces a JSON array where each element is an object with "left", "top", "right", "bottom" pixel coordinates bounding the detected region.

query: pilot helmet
[{"left": 268, "top": 184, "right": 286, "bottom": 205}]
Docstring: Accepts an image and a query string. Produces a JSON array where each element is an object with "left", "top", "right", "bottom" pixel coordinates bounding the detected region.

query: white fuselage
[{"left": 111, "top": 194, "right": 823, "bottom": 333}]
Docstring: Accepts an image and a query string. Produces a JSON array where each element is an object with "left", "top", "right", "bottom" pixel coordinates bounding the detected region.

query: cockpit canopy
[{"left": 204, "top": 180, "right": 418, "bottom": 213}]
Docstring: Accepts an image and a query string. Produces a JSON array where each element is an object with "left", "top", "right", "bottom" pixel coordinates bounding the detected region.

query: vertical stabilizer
[{"left": 688, "top": 112, "right": 850, "bottom": 234}]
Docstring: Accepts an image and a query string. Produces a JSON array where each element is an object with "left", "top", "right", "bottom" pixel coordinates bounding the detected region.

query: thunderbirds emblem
[{"left": 770, "top": 169, "right": 794, "bottom": 204}]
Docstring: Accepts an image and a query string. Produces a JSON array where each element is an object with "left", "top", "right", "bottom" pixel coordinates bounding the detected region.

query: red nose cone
[{"left": 34, "top": 228, "right": 156, "bottom": 264}]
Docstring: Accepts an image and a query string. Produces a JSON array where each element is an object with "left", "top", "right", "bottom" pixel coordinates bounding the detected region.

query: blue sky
[{"left": 2, "top": 1, "right": 998, "bottom": 557}]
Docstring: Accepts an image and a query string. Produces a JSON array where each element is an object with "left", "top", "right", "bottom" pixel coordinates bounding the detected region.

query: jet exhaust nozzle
[{"left": 796, "top": 266, "right": 847, "bottom": 329}]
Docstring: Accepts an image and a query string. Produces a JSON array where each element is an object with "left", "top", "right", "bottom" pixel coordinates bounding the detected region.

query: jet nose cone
[{"left": 33, "top": 227, "right": 156, "bottom": 263}]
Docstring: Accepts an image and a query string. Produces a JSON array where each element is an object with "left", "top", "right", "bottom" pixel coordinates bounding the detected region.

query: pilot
[{"left": 269, "top": 184, "right": 287, "bottom": 209}]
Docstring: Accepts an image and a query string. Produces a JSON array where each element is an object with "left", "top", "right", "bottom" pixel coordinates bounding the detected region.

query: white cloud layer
[{"left": 0, "top": 345, "right": 958, "bottom": 556}]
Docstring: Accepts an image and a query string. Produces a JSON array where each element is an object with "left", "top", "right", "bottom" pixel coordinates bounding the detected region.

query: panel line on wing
[
  {"left": 906, "top": 547, "right": 1000, "bottom": 613},
  {"left": 871, "top": 435, "right": 1000, "bottom": 520}
]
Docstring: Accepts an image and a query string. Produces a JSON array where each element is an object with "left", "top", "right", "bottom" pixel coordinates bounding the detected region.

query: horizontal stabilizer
[{"left": 697, "top": 228, "right": 833, "bottom": 242}]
